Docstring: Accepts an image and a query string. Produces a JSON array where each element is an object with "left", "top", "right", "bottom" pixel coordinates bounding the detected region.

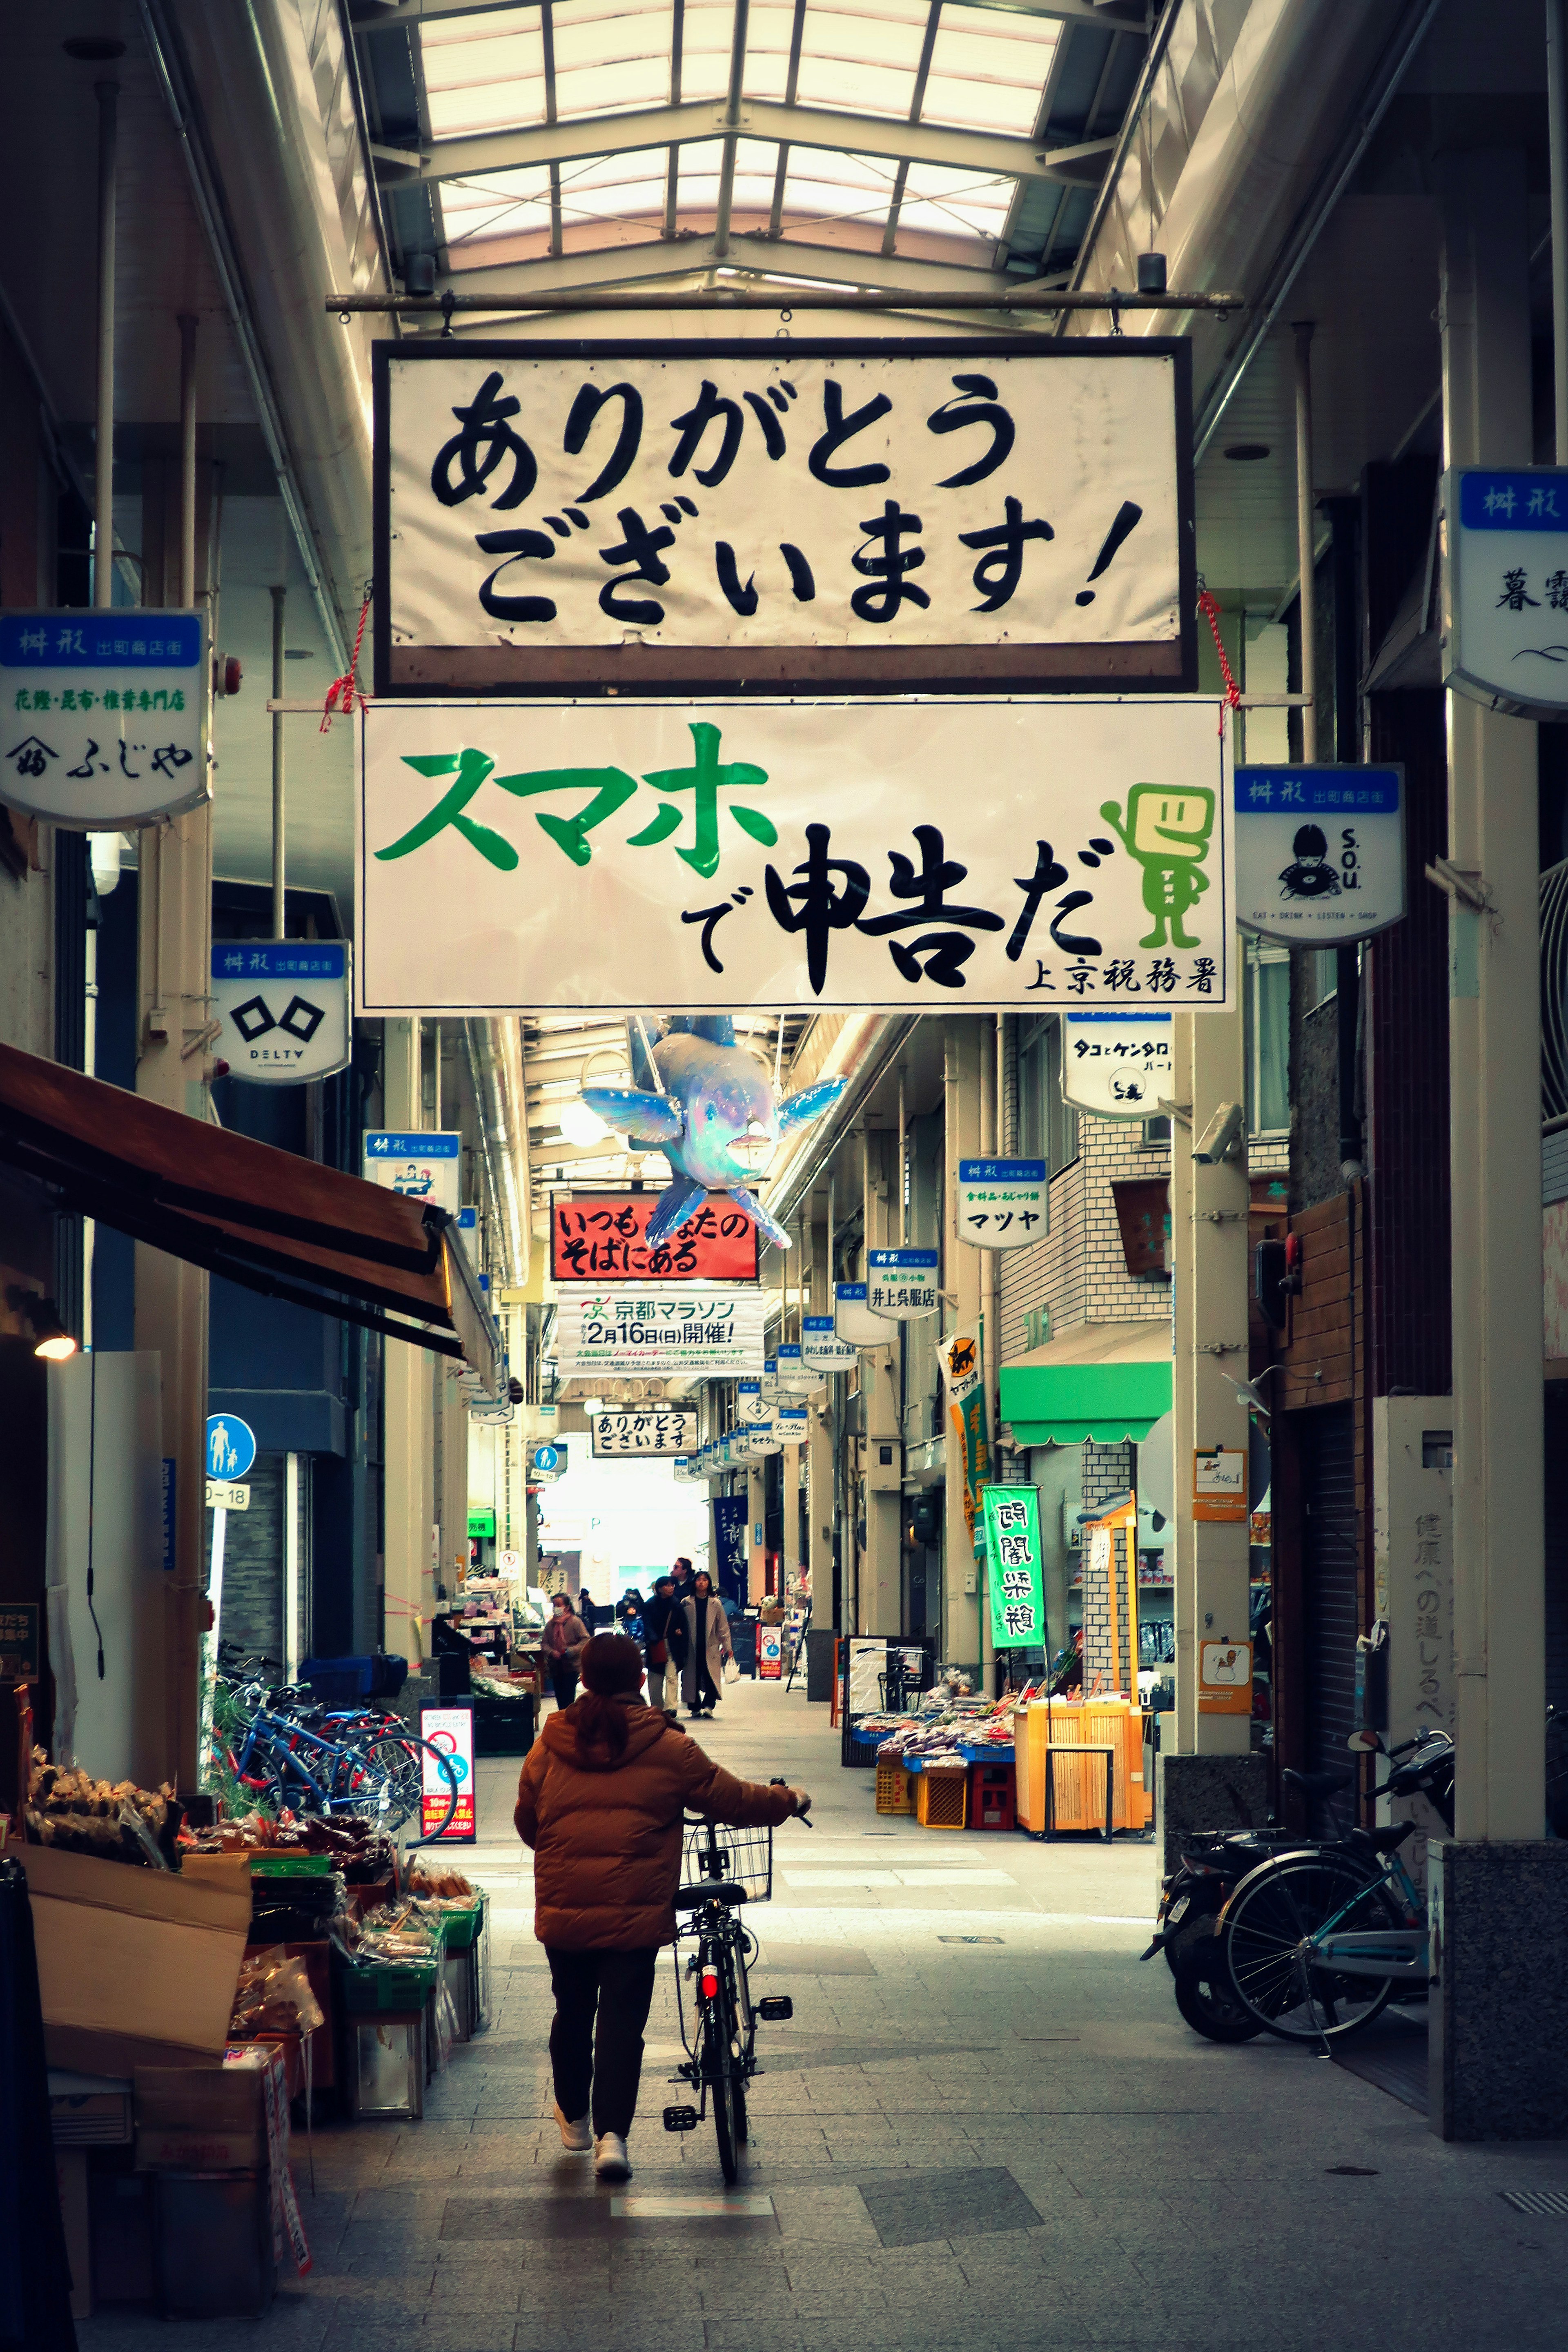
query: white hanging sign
[
  {"left": 955, "top": 1158, "right": 1048, "bottom": 1248},
  {"left": 0, "top": 609, "right": 207, "bottom": 826},
  {"left": 1445, "top": 467, "right": 1568, "bottom": 717},
  {"left": 357, "top": 696, "right": 1234, "bottom": 1016},
  {"left": 376, "top": 341, "right": 1193, "bottom": 693},
  {"left": 555, "top": 1287, "right": 765, "bottom": 1375},
  {"left": 1061, "top": 1010, "right": 1174, "bottom": 1117},
  {"left": 777, "top": 1406, "right": 810, "bottom": 1446},
  {"left": 363, "top": 1130, "right": 462, "bottom": 1216},
  {"left": 737, "top": 1379, "right": 769, "bottom": 1423},
  {"left": 590, "top": 1408, "right": 698, "bottom": 1457},
  {"left": 802, "top": 1313, "right": 857, "bottom": 1371},
  {"left": 1233, "top": 766, "right": 1405, "bottom": 945},
  {"left": 835, "top": 1282, "right": 892, "bottom": 1346},
  {"left": 774, "top": 1343, "right": 815, "bottom": 1391},
  {"left": 211, "top": 943, "right": 352, "bottom": 1084},
  {"left": 867, "top": 1248, "right": 940, "bottom": 1321}
]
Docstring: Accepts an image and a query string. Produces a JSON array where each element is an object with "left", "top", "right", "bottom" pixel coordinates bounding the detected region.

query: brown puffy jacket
[{"left": 513, "top": 1695, "right": 796, "bottom": 1949}]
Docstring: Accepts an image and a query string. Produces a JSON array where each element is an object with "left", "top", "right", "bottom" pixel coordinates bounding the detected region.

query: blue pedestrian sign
[{"left": 206, "top": 1414, "right": 256, "bottom": 1481}]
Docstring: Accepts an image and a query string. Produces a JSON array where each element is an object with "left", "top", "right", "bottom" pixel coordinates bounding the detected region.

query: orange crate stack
[{"left": 914, "top": 1768, "right": 967, "bottom": 1829}]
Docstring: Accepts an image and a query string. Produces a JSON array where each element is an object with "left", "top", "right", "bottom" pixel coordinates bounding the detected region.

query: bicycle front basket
[{"left": 682, "top": 1819, "right": 773, "bottom": 1902}]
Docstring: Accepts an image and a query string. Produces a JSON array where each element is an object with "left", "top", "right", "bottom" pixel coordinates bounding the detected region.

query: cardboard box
[
  {"left": 19, "top": 1845, "right": 251, "bottom": 2075},
  {"left": 134, "top": 2050, "right": 268, "bottom": 2174},
  {"left": 180, "top": 1852, "right": 252, "bottom": 1893}
]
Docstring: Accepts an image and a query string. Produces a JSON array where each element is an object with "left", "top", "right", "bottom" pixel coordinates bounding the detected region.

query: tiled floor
[{"left": 78, "top": 1680, "right": 1568, "bottom": 2350}]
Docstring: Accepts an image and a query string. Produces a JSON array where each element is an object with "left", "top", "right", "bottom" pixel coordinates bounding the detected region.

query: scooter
[{"left": 1143, "top": 1826, "right": 1301, "bottom": 2041}]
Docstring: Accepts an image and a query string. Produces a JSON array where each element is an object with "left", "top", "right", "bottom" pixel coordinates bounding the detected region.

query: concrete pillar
[
  {"left": 382, "top": 1016, "right": 433, "bottom": 1668},
  {"left": 807, "top": 1211, "right": 835, "bottom": 1613},
  {"left": 940, "top": 1022, "right": 984, "bottom": 1671},
  {"left": 860, "top": 1125, "right": 902, "bottom": 1635},
  {"left": 1427, "top": 149, "right": 1567, "bottom": 2143},
  {"left": 747, "top": 1463, "right": 766, "bottom": 1601}
]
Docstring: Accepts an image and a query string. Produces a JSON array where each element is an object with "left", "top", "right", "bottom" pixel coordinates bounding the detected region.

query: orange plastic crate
[
  {"left": 875, "top": 1755, "right": 914, "bottom": 1814},
  {"left": 915, "top": 1769, "right": 968, "bottom": 1829}
]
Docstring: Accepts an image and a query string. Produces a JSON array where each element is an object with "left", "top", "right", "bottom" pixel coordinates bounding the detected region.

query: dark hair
[
  {"left": 655, "top": 1575, "right": 673, "bottom": 1593},
  {"left": 575, "top": 1633, "right": 647, "bottom": 1756},
  {"left": 551, "top": 1592, "right": 571, "bottom": 1611},
  {"left": 673, "top": 1557, "right": 692, "bottom": 1571},
  {"left": 692, "top": 1570, "right": 713, "bottom": 1595}
]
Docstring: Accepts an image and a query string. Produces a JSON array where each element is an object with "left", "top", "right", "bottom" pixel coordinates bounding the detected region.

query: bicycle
[
  {"left": 1219, "top": 1726, "right": 1454, "bottom": 2045},
  {"left": 662, "top": 1786, "right": 811, "bottom": 2183},
  {"left": 216, "top": 1685, "right": 461, "bottom": 1840}
]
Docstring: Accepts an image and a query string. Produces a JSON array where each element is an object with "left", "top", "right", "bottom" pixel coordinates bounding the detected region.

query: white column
[
  {"left": 382, "top": 1016, "right": 433, "bottom": 1669},
  {"left": 941, "top": 1024, "right": 984, "bottom": 1666}
]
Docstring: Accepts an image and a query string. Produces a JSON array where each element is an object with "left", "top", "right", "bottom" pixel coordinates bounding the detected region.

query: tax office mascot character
[{"left": 1098, "top": 784, "right": 1217, "bottom": 952}]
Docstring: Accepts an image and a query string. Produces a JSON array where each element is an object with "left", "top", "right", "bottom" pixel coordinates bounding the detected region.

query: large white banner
[
  {"left": 376, "top": 341, "right": 1192, "bottom": 691},
  {"left": 358, "top": 696, "right": 1233, "bottom": 1015},
  {"left": 555, "top": 1287, "right": 765, "bottom": 1375}
]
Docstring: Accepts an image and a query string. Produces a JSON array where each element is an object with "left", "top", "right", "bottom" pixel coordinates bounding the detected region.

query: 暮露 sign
[
  {"left": 802, "top": 1313, "right": 857, "bottom": 1371},
  {"left": 591, "top": 1409, "right": 698, "bottom": 1458},
  {"left": 1445, "top": 468, "right": 1568, "bottom": 717},
  {"left": 357, "top": 697, "right": 1234, "bottom": 1015},
  {"left": 363, "top": 1131, "right": 462, "bottom": 1215},
  {"left": 956, "top": 1159, "right": 1047, "bottom": 1249},
  {"left": 375, "top": 339, "right": 1194, "bottom": 696},
  {"left": 1234, "top": 767, "right": 1405, "bottom": 945},
  {"left": 551, "top": 1191, "right": 759, "bottom": 1283},
  {"left": 1062, "top": 1009, "right": 1174, "bottom": 1117},
  {"left": 980, "top": 1485, "right": 1046, "bottom": 1648},
  {"left": 0, "top": 610, "right": 207, "bottom": 826},
  {"left": 835, "top": 1282, "right": 891, "bottom": 1346},
  {"left": 867, "top": 1249, "right": 939, "bottom": 1321},
  {"left": 211, "top": 943, "right": 352, "bottom": 1083},
  {"left": 419, "top": 1705, "right": 476, "bottom": 1842},
  {"left": 555, "top": 1287, "right": 765, "bottom": 1375}
]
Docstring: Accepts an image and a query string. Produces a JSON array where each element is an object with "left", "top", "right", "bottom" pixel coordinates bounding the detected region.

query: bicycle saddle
[
  {"left": 674, "top": 1882, "right": 748, "bottom": 1907},
  {"left": 1351, "top": 1820, "right": 1417, "bottom": 1853},
  {"left": 1281, "top": 1765, "right": 1354, "bottom": 1797}
]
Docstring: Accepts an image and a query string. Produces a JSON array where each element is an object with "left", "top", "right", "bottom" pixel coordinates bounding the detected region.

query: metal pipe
[
  {"left": 898, "top": 1067, "right": 908, "bottom": 1246},
  {"left": 327, "top": 284, "right": 1242, "bottom": 318},
  {"left": 712, "top": 0, "right": 752, "bottom": 261},
  {"left": 177, "top": 316, "right": 198, "bottom": 606},
  {"left": 94, "top": 81, "right": 118, "bottom": 610},
  {"left": 270, "top": 585, "right": 287, "bottom": 935},
  {"left": 541, "top": 2, "right": 562, "bottom": 259},
  {"left": 664, "top": 0, "right": 685, "bottom": 241},
  {"left": 1550, "top": 0, "right": 1568, "bottom": 462},
  {"left": 767, "top": 0, "right": 808, "bottom": 241},
  {"left": 882, "top": 0, "right": 942, "bottom": 258},
  {"left": 1293, "top": 321, "right": 1318, "bottom": 764}
]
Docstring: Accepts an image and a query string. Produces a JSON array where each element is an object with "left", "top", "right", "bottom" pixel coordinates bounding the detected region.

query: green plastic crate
[
  {"left": 337, "top": 1958, "right": 439, "bottom": 2013},
  {"left": 437, "top": 1901, "right": 486, "bottom": 1952},
  {"left": 249, "top": 1851, "right": 337, "bottom": 1878}
]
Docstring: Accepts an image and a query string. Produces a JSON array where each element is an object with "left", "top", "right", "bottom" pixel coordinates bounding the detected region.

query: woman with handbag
[
  {"left": 541, "top": 1592, "right": 590, "bottom": 1712},
  {"left": 679, "top": 1569, "right": 733, "bottom": 1719},
  {"left": 641, "top": 1574, "right": 679, "bottom": 1712}
]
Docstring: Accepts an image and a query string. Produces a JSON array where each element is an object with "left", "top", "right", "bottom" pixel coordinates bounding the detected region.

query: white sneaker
[
  {"left": 554, "top": 2103, "right": 592, "bottom": 2152},
  {"left": 594, "top": 2131, "right": 632, "bottom": 2182}
]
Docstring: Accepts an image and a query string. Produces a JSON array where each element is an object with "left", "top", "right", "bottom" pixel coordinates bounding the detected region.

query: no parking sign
[
  {"left": 419, "top": 1704, "right": 477, "bottom": 1842},
  {"left": 758, "top": 1625, "right": 784, "bottom": 1679}
]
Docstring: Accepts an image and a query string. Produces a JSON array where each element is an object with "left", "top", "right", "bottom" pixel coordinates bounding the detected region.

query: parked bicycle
[
  {"left": 213, "top": 1650, "right": 460, "bottom": 1839},
  {"left": 662, "top": 1783, "right": 811, "bottom": 2183}
]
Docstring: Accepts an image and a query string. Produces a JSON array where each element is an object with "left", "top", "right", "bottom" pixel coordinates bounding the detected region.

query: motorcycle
[{"left": 1143, "top": 1826, "right": 1300, "bottom": 2041}]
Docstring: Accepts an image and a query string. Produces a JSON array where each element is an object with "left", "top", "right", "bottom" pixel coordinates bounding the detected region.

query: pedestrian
[
  {"left": 641, "top": 1574, "right": 680, "bottom": 1713},
  {"left": 541, "top": 1592, "right": 590, "bottom": 1711},
  {"left": 679, "top": 1568, "right": 733, "bottom": 1719},
  {"left": 577, "top": 1587, "right": 598, "bottom": 1632},
  {"left": 617, "top": 1589, "right": 645, "bottom": 1645},
  {"left": 670, "top": 1556, "right": 695, "bottom": 1602},
  {"left": 514, "top": 1633, "right": 808, "bottom": 2182}
]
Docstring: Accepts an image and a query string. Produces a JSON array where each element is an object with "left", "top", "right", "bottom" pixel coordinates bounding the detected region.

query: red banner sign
[{"left": 550, "top": 1193, "right": 760, "bottom": 1284}]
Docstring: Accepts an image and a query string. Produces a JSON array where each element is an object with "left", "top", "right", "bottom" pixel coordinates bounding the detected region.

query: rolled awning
[
  {"left": 0, "top": 1040, "right": 499, "bottom": 1389},
  {"left": 999, "top": 1319, "right": 1172, "bottom": 1445}
]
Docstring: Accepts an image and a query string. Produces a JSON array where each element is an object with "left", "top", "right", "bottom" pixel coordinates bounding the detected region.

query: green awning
[{"left": 1000, "top": 1320, "right": 1172, "bottom": 1444}]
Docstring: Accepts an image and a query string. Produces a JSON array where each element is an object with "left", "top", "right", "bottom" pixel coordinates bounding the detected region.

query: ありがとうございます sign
[{"left": 357, "top": 697, "right": 1232, "bottom": 1016}]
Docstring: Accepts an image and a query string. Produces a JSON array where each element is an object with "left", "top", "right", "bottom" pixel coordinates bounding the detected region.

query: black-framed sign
[{"left": 373, "top": 337, "right": 1196, "bottom": 699}]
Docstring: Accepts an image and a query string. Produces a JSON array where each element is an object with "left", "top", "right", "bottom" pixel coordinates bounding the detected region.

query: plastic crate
[
  {"left": 875, "top": 1756, "right": 914, "bottom": 1815},
  {"left": 337, "top": 1959, "right": 439, "bottom": 2013},
  {"left": 968, "top": 1761, "right": 1016, "bottom": 1833},
  {"left": 842, "top": 1723, "right": 882, "bottom": 1769},
  {"left": 436, "top": 1900, "right": 486, "bottom": 1952},
  {"left": 915, "top": 1770, "right": 968, "bottom": 1829}
]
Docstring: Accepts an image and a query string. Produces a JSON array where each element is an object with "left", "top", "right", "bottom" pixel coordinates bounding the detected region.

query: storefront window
[
  {"left": 1019, "top": 1015, "right": 1079, "bottom": 1174},
  {"left": 1245, "top": 942, "right": 1290, "bottom": 1137}
]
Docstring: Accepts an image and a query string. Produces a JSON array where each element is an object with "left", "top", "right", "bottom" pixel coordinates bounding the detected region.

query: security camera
[{"left": 1192, "top": 1100, "right": 1245, "bottom": 1165}]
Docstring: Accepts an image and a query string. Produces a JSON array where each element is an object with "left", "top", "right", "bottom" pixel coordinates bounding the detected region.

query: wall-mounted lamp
[{"left": 6, "top": 1287, "right": 78, "bottom": 1361}]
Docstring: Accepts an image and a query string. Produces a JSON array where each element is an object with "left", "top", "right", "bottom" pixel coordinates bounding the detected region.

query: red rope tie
[
  {"left": 321, "top": 589, "right": 372, "bottom": 731},
  {"left": 1196, "top": 587, "right": 1242, "bottom": 735}
]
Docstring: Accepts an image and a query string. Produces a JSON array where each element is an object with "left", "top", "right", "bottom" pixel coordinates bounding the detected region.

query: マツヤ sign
[{"left": 956, "top": 1158, "right": 1047, "bottom": 1248}]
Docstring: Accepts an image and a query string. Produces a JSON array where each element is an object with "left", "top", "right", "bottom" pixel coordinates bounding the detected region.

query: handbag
[
  {"left": 649, "top": 1640, "right": 668, "bottom": 1666},
  {"left": 724, "top": 1657, "right": 740, "bottom": 1685}
]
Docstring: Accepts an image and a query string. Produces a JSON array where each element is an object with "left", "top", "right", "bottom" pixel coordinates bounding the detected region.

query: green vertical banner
[{"left": 980, "top": 1485, "right": 1045, "bottom": 1648}]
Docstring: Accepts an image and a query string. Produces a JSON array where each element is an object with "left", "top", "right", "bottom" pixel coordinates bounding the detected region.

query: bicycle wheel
[
  {"left": 1225, "top": 1853, "right": 1403, "bottom": 2042},
  {"left": 342, "top": 1736, "right": 458, "bottom": 1837},
  {"left": 1168, "top": 1920, "right": 1262, "bottom": 2043},
  {"left": 704, "top": 1998, "right": 742, "bottom": 2184}
]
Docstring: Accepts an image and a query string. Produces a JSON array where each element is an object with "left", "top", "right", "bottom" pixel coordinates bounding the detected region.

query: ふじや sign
[{"left": 0, "top": 610, "right": 206, "bottom": 827}]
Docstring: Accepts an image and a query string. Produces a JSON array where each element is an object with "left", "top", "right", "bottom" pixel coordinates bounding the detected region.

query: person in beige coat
[{"left": 679, "top": 1569, "right": 733, "bottom": 1719}]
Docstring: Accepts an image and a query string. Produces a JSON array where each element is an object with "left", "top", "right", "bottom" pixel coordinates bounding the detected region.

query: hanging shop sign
[
  {"left": 774, "top": 1343, "right": 815, "bottom": 1390},
  {"left": 555, "top": 1286, "right": 765, "bottom": 1375},
  {"left": 1444, "top": 467, "right": 1568, "bottom": 717},
  {"left": 363, "top": 1130, "right": 462, "bottom": 1216},
  {"left": 939, "top": 1330, "right": 990, "bottom": 1555},
  {"left": 733, "top": 1424, "right": 779, "bottom": 1459},
  {"left": 590, "top": 1408, "right": 698, "bottom": 1458},
  {"left": 550, "top": 1189, "right": 759, "bottom": 1283},
  {"left": 737, "top": 1378, "right": 769, "bottom": 1422},
  {"left": 357, "top": 696, "right": 1234, "bottom": 1017},
  {"left": 802, "top": 1313, "right": 857, "bottom": 1372},
  {"left": 1062, "top": 1010, "right": 1174, "bottom": 1117},
  {"left": 0, "top": 609, "right": 207, "bottom": 826},
  {"left": 1193, "top": 1447, "right": 1247, "bottom": 1522},
  {"left": 712, "top": 1494, "right": 749, "bottom": 1599},
  {"left": 374, "top": 338, "right": 1194, "bottom": 697},
  {"left": 956, "top": 1158, "right": 1047, "bottom": 1248},
  {"left": 1234, "top": 766, "right": 1405, "bottom": 945},
  {"left": 979, "top": 1484, "right": 1045, "bottom": 1649},
  {"left": 867, "top": 1249, "right": 940, "bottom": 1321},
  {"left": 419, "top": 1705, "right": 477, "bottom": 1842},
  {"left": 835, "top": 1282, "right": 892, "bottom": 1346},
  {"left": 777, "top": 1405, "right": 810, "bottom": 1446},
  {"left": 210, "top": 942, "right": 352, "bottom": 1084}
]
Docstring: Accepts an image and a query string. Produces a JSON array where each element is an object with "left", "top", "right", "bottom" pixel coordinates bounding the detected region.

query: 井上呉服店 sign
[
  {"left": 374, "top": 338, "right": 1194, "bottom": 695},
  {"left": 357, "top": 696, "right": 1233, "bottom": 1016},
  {"left": 867, "top": 1249, "right": 939, "bottom": 1321}
]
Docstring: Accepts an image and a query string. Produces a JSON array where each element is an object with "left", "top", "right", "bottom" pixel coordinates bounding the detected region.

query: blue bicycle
[{"left": 217, "top": 1679, "right": 459, "bottom": 1839}]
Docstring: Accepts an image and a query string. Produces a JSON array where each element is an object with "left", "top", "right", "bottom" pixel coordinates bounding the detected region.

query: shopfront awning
[
  {"left": 0, "top": 1041, "right": 499, "bottom": 1389},
  {"left": 999, "top": 1319, "right": 1173, "bottom": 1446}
]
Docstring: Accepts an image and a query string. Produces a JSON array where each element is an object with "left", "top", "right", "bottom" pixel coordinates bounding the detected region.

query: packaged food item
[
  {"left": 229, "top": 1945, "right": 326, "bottom": 2040},
  {"left": 26, "top": 1753, "right": 183, "bottom": 1868}
]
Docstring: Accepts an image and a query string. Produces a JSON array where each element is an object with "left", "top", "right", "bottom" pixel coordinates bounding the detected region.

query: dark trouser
[
  {"left": 694, "top": 1657, "right": 719, "bottom": 1712},
  {"left": 546, "top": 1947, "right": 659, "bottom": 2138},
  {"left": 549, "top": 1660, "right": 578, "bottom": 1709}
]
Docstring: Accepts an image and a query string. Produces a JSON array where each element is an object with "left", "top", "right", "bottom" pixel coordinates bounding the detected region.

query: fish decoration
[{"left": 579, "top": 1016, "right": 846, "bottom": 1248}]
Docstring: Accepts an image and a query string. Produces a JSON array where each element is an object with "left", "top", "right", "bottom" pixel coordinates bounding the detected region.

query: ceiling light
[
  {"left": 7, "top": 1288, "right": 77, "bottom": 1360},
  {"left": 581, "top": 1396, "right": 605, "bottom": 1412},
  {"left": 559, "top": 1099, "right": 611, "bottom": 1147},
  {"left": 1223, "top": 443, "right": 1271, "bottom": 462}
]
